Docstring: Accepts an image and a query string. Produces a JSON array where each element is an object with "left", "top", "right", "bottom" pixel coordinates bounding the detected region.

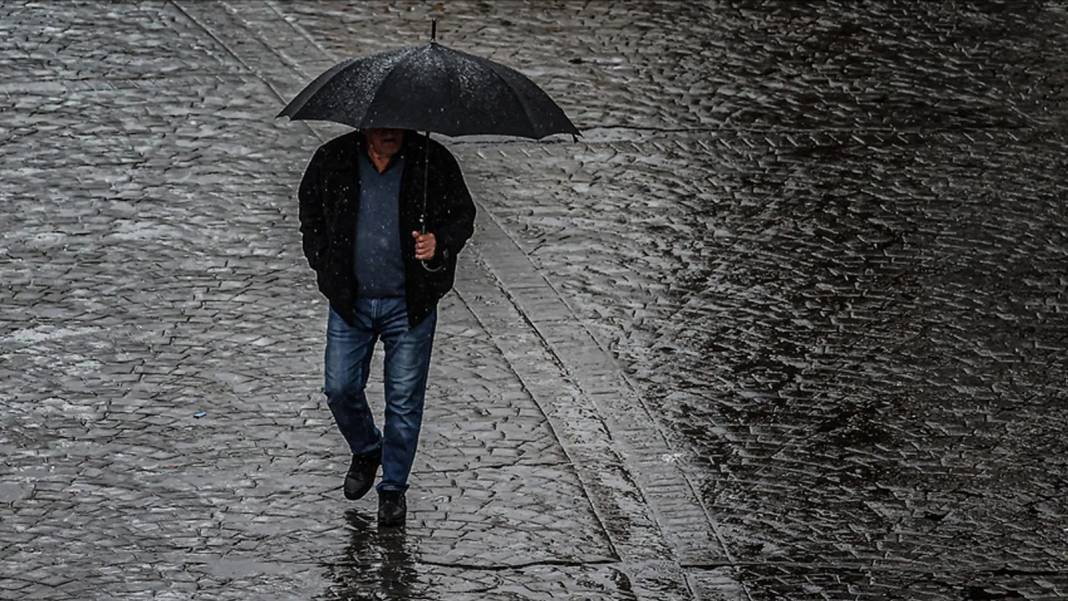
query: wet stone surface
[
  {"left": 466, "top": 127, "right": 1068, "bottom": 573},
  {"left": 280, "top": 1, "right": 1067, "bottom": 131},
  {"left": 2, "top": 1, "right": 1067, "bottom": 600}
]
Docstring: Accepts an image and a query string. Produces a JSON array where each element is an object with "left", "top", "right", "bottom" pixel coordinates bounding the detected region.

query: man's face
[{"left": 366, "top": 128, "right": 405, "bottom": 158}]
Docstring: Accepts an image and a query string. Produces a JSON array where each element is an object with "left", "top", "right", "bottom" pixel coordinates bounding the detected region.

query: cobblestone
[
  {"left": 279, "top": 1, "right": 1068, "bottom": 132},
  {"left": 465, "top": 127, "right": 1068, "bottom": 583},
  {"left": 3, "top": 1, "right": 1067, "bottom": 600}
]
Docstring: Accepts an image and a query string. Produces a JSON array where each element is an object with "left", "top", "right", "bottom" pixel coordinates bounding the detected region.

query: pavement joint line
[
  {"left": 680, "top": 562, "right": 1068, "bottom": 575},
  {"left": 451, "top": 283, "right": 623, "bottom": 565},
  {"left": 217, "top": 0, "right": 314, "bottom": 80},
  {"left": 563, "top": 124, "right": 1051, "bottom": 135},
  {"left": 414, "top": 557, "right": 620, "bottom": 571},
  {"left": 445, "top": 126, "right": 1061, "bottom": 147},
  {"left": 171, "top": 0, "right": 326, "bottom": 145},
  {"left": 172, "top": 0, "right": 342, "bottom": 152},
  {"left": 169, "top": 0, "right": 271, "bottom": 96},
  {"left": 415, "top": 460, "right": 574, "bottom": 474},
  {"left": 474, "top": 193, "right": 742, "bottom": 570},
  {"left": 263, "top": 0, "right": 336, "bottom": 64},
  {"left": 264, "top": 556, "right": 622, "bottom": 572}
]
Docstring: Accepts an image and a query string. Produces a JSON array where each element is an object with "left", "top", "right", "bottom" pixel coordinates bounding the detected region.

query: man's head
[{"left": 365, "top": 128, "right": 406, "bottom": 160}]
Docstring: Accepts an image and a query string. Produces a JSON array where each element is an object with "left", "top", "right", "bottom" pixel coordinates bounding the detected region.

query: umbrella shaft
[
  {"left": 421, "top": 130, "right": 430, "bottom": 234},
  {"left": 418, "top": 130, "right": 443, "bottom": 272}
]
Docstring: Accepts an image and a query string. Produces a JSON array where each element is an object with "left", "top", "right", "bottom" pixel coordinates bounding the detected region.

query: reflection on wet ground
[{"left": 323, "top": 510, "right": 418, "bottom": 600}]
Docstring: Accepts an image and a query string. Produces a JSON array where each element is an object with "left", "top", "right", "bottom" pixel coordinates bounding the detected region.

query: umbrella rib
[
  {"left": 477, "top": 60, "right": 540, "bottom": 138},
  {"left": 438, "top": 49, "right": 467, "bottom": 137},
  {"left": 362, "top": 46, "right": 422, "bottom": 129}
]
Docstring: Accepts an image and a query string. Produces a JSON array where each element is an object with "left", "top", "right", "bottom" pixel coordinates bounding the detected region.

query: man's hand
[{"left": 412, "top": 231, "right": 437, "bottom": 260}]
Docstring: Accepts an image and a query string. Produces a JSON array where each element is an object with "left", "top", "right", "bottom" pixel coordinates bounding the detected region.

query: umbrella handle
[{"left": 419, "top": 130, "right": 444, "bottom": 273}]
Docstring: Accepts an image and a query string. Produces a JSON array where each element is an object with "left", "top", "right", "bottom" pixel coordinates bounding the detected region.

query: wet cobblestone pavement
[{"left": 2, "top": 1, "right": 1067, "bottom": 599}]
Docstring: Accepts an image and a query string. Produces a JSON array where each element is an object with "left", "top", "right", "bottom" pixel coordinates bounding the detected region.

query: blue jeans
[{"left": 323, "top": 298, "right": 436, "bottom": 493}]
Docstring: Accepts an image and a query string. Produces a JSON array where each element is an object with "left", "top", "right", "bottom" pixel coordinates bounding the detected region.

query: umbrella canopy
[{"left": 277, "top": 40, "right": 579, "bottom": 140}]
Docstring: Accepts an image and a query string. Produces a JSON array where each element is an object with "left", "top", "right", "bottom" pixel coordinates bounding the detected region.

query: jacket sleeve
[
  {"left": 298, "top": 148, "right": 328, "bottom": 271},
  {"left": 431, "top": 147, "right": 476, "bottom": 260}
]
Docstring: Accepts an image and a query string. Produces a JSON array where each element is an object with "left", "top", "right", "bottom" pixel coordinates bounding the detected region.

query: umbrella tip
[{"left": 431, "top": 19, "right": 437, "bottom": 42}]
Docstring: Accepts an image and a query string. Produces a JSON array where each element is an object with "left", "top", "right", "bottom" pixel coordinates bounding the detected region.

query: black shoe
[
  {"left": 343, "top": 448, "right": 381, "bottom": 500},
  {"left": 377, "top": 490, "right": 406, "bottom": 527}
]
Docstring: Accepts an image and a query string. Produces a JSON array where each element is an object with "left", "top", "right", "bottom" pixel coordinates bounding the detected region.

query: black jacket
[{"left": 297, "top": 131, "right": 476, "bottom": 328}]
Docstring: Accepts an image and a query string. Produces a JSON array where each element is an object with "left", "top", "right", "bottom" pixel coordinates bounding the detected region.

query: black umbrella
[
  {"left": 278, "top": 23, "right": 578, "bottom": 270},
  {"left": 277, "top": 23, "right": 579, "bottom": 140}
]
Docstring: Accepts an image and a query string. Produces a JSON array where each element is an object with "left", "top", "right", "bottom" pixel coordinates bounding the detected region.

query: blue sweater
[{"left": 353, "top": 150, "right": 406, "bottom": 298}]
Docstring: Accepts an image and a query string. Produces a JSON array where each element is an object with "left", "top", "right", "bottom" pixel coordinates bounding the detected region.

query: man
[{"left": 297, "top": 128, "right": 475, "bottom": 526}]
